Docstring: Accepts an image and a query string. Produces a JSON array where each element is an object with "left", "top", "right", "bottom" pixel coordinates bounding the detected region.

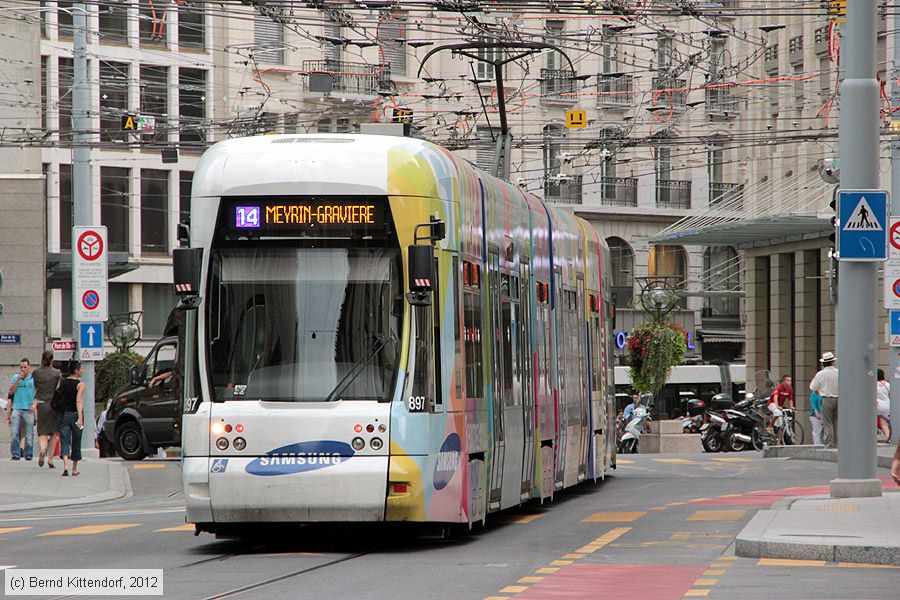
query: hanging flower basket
[{"left": 625, "top": 321, "right": 688, "bottom": 396}]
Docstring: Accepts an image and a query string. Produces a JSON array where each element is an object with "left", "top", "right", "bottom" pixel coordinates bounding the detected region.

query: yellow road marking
[
  {"left": 501, "top": 513, "right": 546, "bottom": 524},
  {"left": 717, "top": 556, "right": 738, "bottom": 561},
  {"left": 703, "top": 570, "right": 725, "bottom": 576},
  {"left": 666, "top": 502, "right": 687, "bottom": 506},
  {"left": 0, "top": 527, "right": 31, "bottom": 535},
  {"left": 484, "top": 597, "right": 511, "bottom": 600},
  {"left": 550, "top": 560, "right": 573, "bottom": 566},
  {"left": 650, "top": 506, "right": 667, "bottom": 511},
  {"left": 671, "top": 532, "right": 692, "bottom": 540},
  {"left": 562, "top": 554, "right": 584, "bottom": 559},
  {"left": 154, "top": 524, "right": 195, "bottom": 532},
  {"left": 582, "top": 511, "right": 646, "bottom": 523},
  {"left": 694, "top": 579, "right": 718, "bottom": 586},
  {"left": 688, "top": 510, "right": 746, "bottom": 522},
  {"left": 518, "top": 577, "right": 544, "bottom": 583},
  {"left": 710, "top": 563, "right": 731, "bottom": 568},
  {"left": 757, "top": 558, "right": 826, "bottom": 567},
  {"left": 132, "top": 464, "right": 165, "bottom": 470},
  {"left": 40, "top": 524, "right": 140, "bottom": 536},
  {"left": 535, "top": 567, "right": 559, "bottom": 574},
  {"left": 837, "top": 562, "right": 900, "bottom": 569},
  {"left": 684, "top": 590, "right": 710, "bottom": 597},
  {"left": 710, "top": 457, "right": 753, "bottom": 462},
  {"left": 818, "top": 505, "right": 859, "bottom": 512},
  {"left": 616, "top": 459, "right": 635, "bottom": 464},
  {"left": 500, "top": 586, "right": 528, "bottom": 593},
  {"left": 653, "top": 458, "right": 695, "bottom": 463},
  {"left": 691, "top": 498, "right": 712, "bottom": 502}
]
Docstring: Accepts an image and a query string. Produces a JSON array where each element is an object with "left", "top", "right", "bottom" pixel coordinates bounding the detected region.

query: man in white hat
[{"left": 809, "top": 352, "right": 838, "bottom": 448}]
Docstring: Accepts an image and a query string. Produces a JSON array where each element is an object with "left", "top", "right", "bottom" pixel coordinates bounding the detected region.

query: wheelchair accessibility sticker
[{"left": 210, "top": 458, "right": 229, "bottom": 473}]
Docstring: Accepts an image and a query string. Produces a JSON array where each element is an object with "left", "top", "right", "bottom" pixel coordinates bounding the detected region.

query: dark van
[{"left": 104, "top": 335, "right": 181, "bottom": 460}]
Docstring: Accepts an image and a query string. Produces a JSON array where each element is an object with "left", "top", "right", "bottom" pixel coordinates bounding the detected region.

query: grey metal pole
[
  {"left": 72, "top": 2, "right": 97, "bottom": 452},
  {"left": 891, "top": 5, "right": 900, "bottom": 455},
  {"left": 834, "top": 0, "right": 881, "bottom": 498}
]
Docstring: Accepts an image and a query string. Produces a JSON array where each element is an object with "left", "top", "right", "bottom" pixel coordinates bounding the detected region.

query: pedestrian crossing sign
[{"left": 837, "top": 190, "right": 888, "bottom": 261}]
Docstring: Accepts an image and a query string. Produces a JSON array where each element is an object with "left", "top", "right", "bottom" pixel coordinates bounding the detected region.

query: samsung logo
[
  {"left": 433, "top": 433, "right": 461, "bottom": 491},
  {"left": 246, "top": 441, "right": 354, "bottom": 476}
]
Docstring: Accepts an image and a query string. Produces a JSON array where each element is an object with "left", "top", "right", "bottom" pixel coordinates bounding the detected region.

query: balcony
[
  {"left": 814, "top": 26, "right": 830, "bottom": 56},
  {"left": 597, "top": 74, "right": 633, "bottom": 109},
  {"left": 705, "top": 87, "right": 741, "bottom": 118},
  {"left": 303, "top": 59, "right": 391, "bottom": 97},
  {"left": 540, "top": 68, "right": 576, "bottom": 104},
  {"left": 545, "top": 174, "right": 583, "bottom": 204},
  {"left": 709, "top": 182, "right": 744, "bottom": 209},
  {"left": 789, "top": 36, "right": 804, "bottom": 65},
  {"left": 764, "top": 44, "right": 779, "bottom": 71},
  {"left": 650, "top": 76, "right": 686, "bottom": 109},
  {"left": 656, "top": 179, "right": 691, "bottom": 209},
  {"left": 598, "top": 176, "right": 638, "bottom": 207}
]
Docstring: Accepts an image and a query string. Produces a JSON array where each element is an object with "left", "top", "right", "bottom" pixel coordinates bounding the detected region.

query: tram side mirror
[
  {"left": 177, "top": 222, "right": 190, "bottom": 247},
  {"left": 173, "top": 247, "right": 203, "bottom": 307},
  {"left": 407, "top": 244, "right": 433, "bottom": 307}
]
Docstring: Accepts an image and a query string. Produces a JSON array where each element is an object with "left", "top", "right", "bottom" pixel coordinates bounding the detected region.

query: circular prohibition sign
[
  {"left": 81, "top": 289, "right": 101, "bottom": 311},
  {"left": 893, "top": 279, "right": 900, "bottom": 300},
  {"left": 891, "top": 221, "right": 900, "bottom": 252},
  {"left": 76, "top": 230, "right": 104, "bottom": 262}
]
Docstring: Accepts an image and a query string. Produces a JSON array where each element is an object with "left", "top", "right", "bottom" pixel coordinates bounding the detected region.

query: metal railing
[
  {"left": 303, "top": 59, "right": 391, "bottom": 96},
  {"left": 598, "top": 176, "right": 638, "bottom": 207},
  {"left": 545, "top": 174, "right": 583, "bottom": 204},
  {"left": 656, "top": 179, "right": 691, "bottom": 209},
  {"left": 705, "top": 87, "right": 741, "bottom": 115},
  {"left": 709, "top": 182, "right": 744, "bottom": 209},
  {"left": 597, "top": 74, "right": 633, "bottom": 108},
  {"left": 541, "top": 68, "right": 576, "bottom": 102},
  {"left": 651, "top": 76, "right": 686, "bottom": 108}
]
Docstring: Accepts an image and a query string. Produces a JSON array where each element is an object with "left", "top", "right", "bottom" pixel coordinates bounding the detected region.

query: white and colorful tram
[{"left": 177, "top": 134, "right": 616, "bottom": 533}]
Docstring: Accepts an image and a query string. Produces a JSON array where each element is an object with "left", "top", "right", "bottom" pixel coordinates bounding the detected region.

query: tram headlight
[
  {"left": 351, "top": 437, "right": 366, "bottom": 451},
  {"left": 370, "top": 437, "right": 383, "bottom": 451},
  {"left": 233, "top": 437, "right": 247, "bottom": 451},
  {"left": 216, "top": 437, "right": 229, "bottom": 451}
]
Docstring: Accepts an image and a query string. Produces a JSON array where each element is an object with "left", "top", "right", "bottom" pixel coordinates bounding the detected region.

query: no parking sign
[{"left": 73, "top": 227, "right": 108, "bottom": 322}]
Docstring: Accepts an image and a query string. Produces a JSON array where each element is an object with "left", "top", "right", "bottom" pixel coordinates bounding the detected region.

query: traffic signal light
[{"left": 829, "top": 193, "right": 837, "bottom": 246}]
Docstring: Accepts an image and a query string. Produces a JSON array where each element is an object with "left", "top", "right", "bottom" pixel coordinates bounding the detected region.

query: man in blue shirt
[{"left": 6, "top": 358, "right": 35, "bottom": 460}]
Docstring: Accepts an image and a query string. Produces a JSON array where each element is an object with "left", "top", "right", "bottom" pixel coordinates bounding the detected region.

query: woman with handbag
[
  {"left": 57, "top": 361, "right": 85, "bottom": 477},
  {"left": 32, "top": 351, "right": 61, "bottom": 468}
]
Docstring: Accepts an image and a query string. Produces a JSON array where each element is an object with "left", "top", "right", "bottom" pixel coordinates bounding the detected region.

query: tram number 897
[{"left": 408, "top": 396, "right": 427, "bottom": 412}]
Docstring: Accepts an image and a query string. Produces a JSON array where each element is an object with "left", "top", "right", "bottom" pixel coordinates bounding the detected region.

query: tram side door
[
  {"left": 487, "top": 249, "right": 504, "bottom": 508},
  {"left": 577, "top": 277, "right": 588, "bottom": 479},
  {"left": 519, "top": 265, "right": 534, "bottom": 498},
  {"left": 553, "top": 269, "right": 567, "bottom": 489}
]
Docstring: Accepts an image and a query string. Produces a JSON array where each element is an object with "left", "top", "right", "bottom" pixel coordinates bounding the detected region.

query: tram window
[
  {"left": 453, "top": 256, "right": 462, "bottom": 401},
  {"left": 413, "top": 302, "right": 435, "bottom": 407},
  {"left": 590, "top": 314, "right": 602, "bottom": 393},
  {"left": 463, "top": 290, "right": 483, "bottom": 398},
  {"left": 501, "top": 300, "right": 514, "bottom": 406}
]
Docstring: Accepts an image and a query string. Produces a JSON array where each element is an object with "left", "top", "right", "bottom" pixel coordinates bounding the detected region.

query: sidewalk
[{"left": 738, "top": 443, "right": 900, "bottom": 565}]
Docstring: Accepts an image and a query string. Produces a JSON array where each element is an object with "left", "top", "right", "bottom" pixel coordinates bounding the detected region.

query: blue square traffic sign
[
  {"left": 892, "top": 310, "right": 900, "bottom": 337},
  {"left": 837, "top": 190, "right": 888, "bottom": 261},
  {"left": 79, "top": 322, "right": 103, "bottom": 349}
]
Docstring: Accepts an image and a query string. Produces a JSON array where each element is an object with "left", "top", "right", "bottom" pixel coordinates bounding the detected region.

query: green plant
[
  {"left": 625, "top": 321, "right": 688, "bottom": 397},
  {"left": 95, "top": 350, "right": 143, "bottom": 404}
]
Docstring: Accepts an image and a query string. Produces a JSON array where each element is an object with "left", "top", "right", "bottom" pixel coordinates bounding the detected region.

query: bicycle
[{"left": 778, "top": 408, "right": 805, "bottom": 445}]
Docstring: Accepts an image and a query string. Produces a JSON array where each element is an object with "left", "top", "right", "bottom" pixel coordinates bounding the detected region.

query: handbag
[{"left": 50, "top": 381, "right": 66, "bottom": 414}]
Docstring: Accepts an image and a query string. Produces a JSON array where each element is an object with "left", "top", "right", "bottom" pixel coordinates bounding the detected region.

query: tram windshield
[{"left": 206, "top": 247, "right": 402, "bottom": 402}]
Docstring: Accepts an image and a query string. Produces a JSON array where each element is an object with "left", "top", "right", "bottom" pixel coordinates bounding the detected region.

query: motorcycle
[
  {"left": 721, "top": 394, "right": 776, "bottom": 452},
  {"left": 700, "top": 393, "right": 737, "bottom": 452},
  {"left": 618, "top": 402, "right": 652, "bottom": 454},
  {"left": 681, "top": 398, "right": 707, "bottom": 433}
]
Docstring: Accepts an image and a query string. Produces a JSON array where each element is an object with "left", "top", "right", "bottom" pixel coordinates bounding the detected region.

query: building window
[
  {"left": 379, "top": 11, "right": 407, "bottom": 76},
  {"left": 59, "top": 164, "right": 73, "bottom": 251},
  {"left": 101, "top": 166, "right": 130, "bottom": 253},
  {"left": 323, "top": 17, "right": 342, "bottom": 64},
  {"left": 648, "top": 245, "right": 687, "bottom": 290},
  {"left": 100, "top": 61, "right": 129, "bottom": 143},
  {"left": 657, "top": 33, "right": 673, "bottom": 71},
  {"left": 140, "top": 65, "right": 168, "bottom": 141},
  {"left": 178, "top": 68, "right": 206, "bottom": 144},
  {"left": 178, "top": 2, "right": 205, "bottom": 49},
  {"left": 317, "top": 118, "right": 352, "bottom": 133},
  {"left": 98, "top": 0, "right": 129, "bottom": 44},
  {"left": 139, "top": 0, "right": 167, "bottom": 46},
  {"left": 703, "top": 246, "right": 740, "bottom": 317},
  {"left": 40, "top": 56, "right": 48, "bottom": 132},
  {"left": 793, "top": 63, "right": 804, "bottom": 112},
  {"left": 708, "top": 144, "right": 724, "bottom": 185},
  {"left": 283, "top": 113, "right": 301, "bottom": 134},
  {"left": 476, "top": 127, "right": 495, "bottom": 171},
  {"left": 179, "top": 171, "right": 192, "bottom": 223},
  {"left": 476, "top": 41, "right": 504, "bottom": 81},
  {"left": 254, "top": 12, "right": 284, "bottom": 64},
  {"left": 606, "top": 237, "right": 633, "bottom": 309},
  {"left": 142, "top": 284, "right": 178, "bottom": 337},
  {"left": 58, "top": 57, "right": 74, "bottom": 140},
  {"left": 57, "top": 0, "right": 73, "bottom": 38},
  {"left": 543, "top": 124, "right": 563, "bottom": 197},
  {"left": 141, "top": 169, "right": 168, "bottom": 255}
]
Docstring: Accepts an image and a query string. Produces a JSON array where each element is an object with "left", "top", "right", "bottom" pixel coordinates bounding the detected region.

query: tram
[{"left": 176, "top": 133, "right": 616, "bottom": 533}]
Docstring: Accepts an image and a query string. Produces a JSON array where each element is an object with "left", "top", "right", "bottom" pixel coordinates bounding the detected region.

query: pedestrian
[
  {"left": 809, "top": 389, "right": 823, "bottom": 446},
  {"left": 32, "top": 351, "right": 61, "bottom": 468},
  {"left": 876, "top": 368, "right": 891, "bottom": 440},
  {"left": 892, "top": 440, "right": 900, "bottom": 486},
  {"left": 57, "top": 361, "right": 85, "bottom": 477},
  {"left": 810, "top": 352, "right": 839, "bottom": 448},
  {"left": 623, "top": 391, "right": 639, "bottom": 421},
  {"left": 768, "top": 375, "right": 794, "bottom": 443},
  {"left": 6, "top": 358, "right": 35, "bottom": 460}
]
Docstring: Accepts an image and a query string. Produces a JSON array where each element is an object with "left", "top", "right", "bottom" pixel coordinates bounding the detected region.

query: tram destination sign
[{"left": 223, "top": 197, "right": 388, "bottom": 238}]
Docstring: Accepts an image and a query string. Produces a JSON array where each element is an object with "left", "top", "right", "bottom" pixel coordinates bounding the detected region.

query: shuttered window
[
  {"left": 379, "top": 11, "right": 406, "bottom": 75},
  {"left": 323, "top": 19, "right": 341, "bottom": 64},
  {"left": 476, "top": 128, "right": 495, "bottom": 171},
  {"left": 254, "top": 13, "right": 284, "bottom": 65}
]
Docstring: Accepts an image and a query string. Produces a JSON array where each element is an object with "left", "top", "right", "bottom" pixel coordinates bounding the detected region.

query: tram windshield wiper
[{"left": 323, "top": 334, "right": 395, "bottom": 402}]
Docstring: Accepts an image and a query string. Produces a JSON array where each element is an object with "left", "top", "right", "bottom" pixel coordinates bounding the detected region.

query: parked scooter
[
  {"left": 681, "top": 398, "right": 707, "bottom": 433},
  {"left": 721, "top": 393, "right": 776, "bottom": 452},
  {"left": 618, "top": 394, "right": 653, "bottom": 454},
  {"left": 700, "top": 393, "right": 735, "bottom": 452}
]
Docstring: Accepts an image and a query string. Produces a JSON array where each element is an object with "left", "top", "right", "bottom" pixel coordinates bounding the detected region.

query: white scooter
[{"left": 617, "top": 403, "right": 652, "bottom": 454}]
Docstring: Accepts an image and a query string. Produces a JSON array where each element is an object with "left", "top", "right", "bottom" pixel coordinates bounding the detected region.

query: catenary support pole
[
  {"left": 891, "top": 3, "right": 900, "bottom": 456},
  {"left": 72, "top": 2, "right": 97, "bottom": 452},
  {"left": 833, "top": 0, "right": 881, "bottom": 498}
]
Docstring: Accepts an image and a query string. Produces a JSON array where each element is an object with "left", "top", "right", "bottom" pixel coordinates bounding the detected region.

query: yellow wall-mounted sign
[
  {"left": 566, "top": 110, "right": 587, "bottom": 129},
  {"left": 829, "top": 0, "right": 846, "bottom": 24}
]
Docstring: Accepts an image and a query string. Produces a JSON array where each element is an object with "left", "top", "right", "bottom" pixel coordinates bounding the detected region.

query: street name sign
[
  {"left": 52, "top": 340, "right": 77, "bottom": 352},
  {"left": 79, "top": 322, "right": 103, "bottom": 362},
  {"left": 837, "top": 190, "right": 888, "bottom": 261},
  {"left": 73, "top": 227, "right": 109, "bottom": 322}
]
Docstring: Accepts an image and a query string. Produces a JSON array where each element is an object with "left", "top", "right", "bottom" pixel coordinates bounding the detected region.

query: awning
[
  {"left": 650, "top": 214, "right": 831, "bottom": 247},
  {"left": 698, "top": 328, "right": 745, "bottom": 344},
  {"left": 46, "top": 252, "right": 137, "bottom": 288}
]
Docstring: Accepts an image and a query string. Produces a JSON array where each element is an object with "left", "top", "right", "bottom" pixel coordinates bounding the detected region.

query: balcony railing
[
  {"left": 545, "top": 174, "right": 583, "bottom": 204},
  {"left": 705, "top": 87, "right": 741, "bottom": 117},
  {"left": 597, "top": 74, "right": 633, "bottom": 108},
  {"left": 656, "top": 179, "right": 691, "bottom": 209},
  {"left": 651, "top": 76, "right": 686, "bottom": 109},
  {"left": 709, "top": 181, "right": 744, "bottom": 209},
  {"left": 541, "top": 68, "right": 576, "bottom": 102},
  {"left": 598, "top": 176, "right": 638, "bottom": 207},
  {"left": 303, "top": 59, "right": 391, "bottom": 96}
]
